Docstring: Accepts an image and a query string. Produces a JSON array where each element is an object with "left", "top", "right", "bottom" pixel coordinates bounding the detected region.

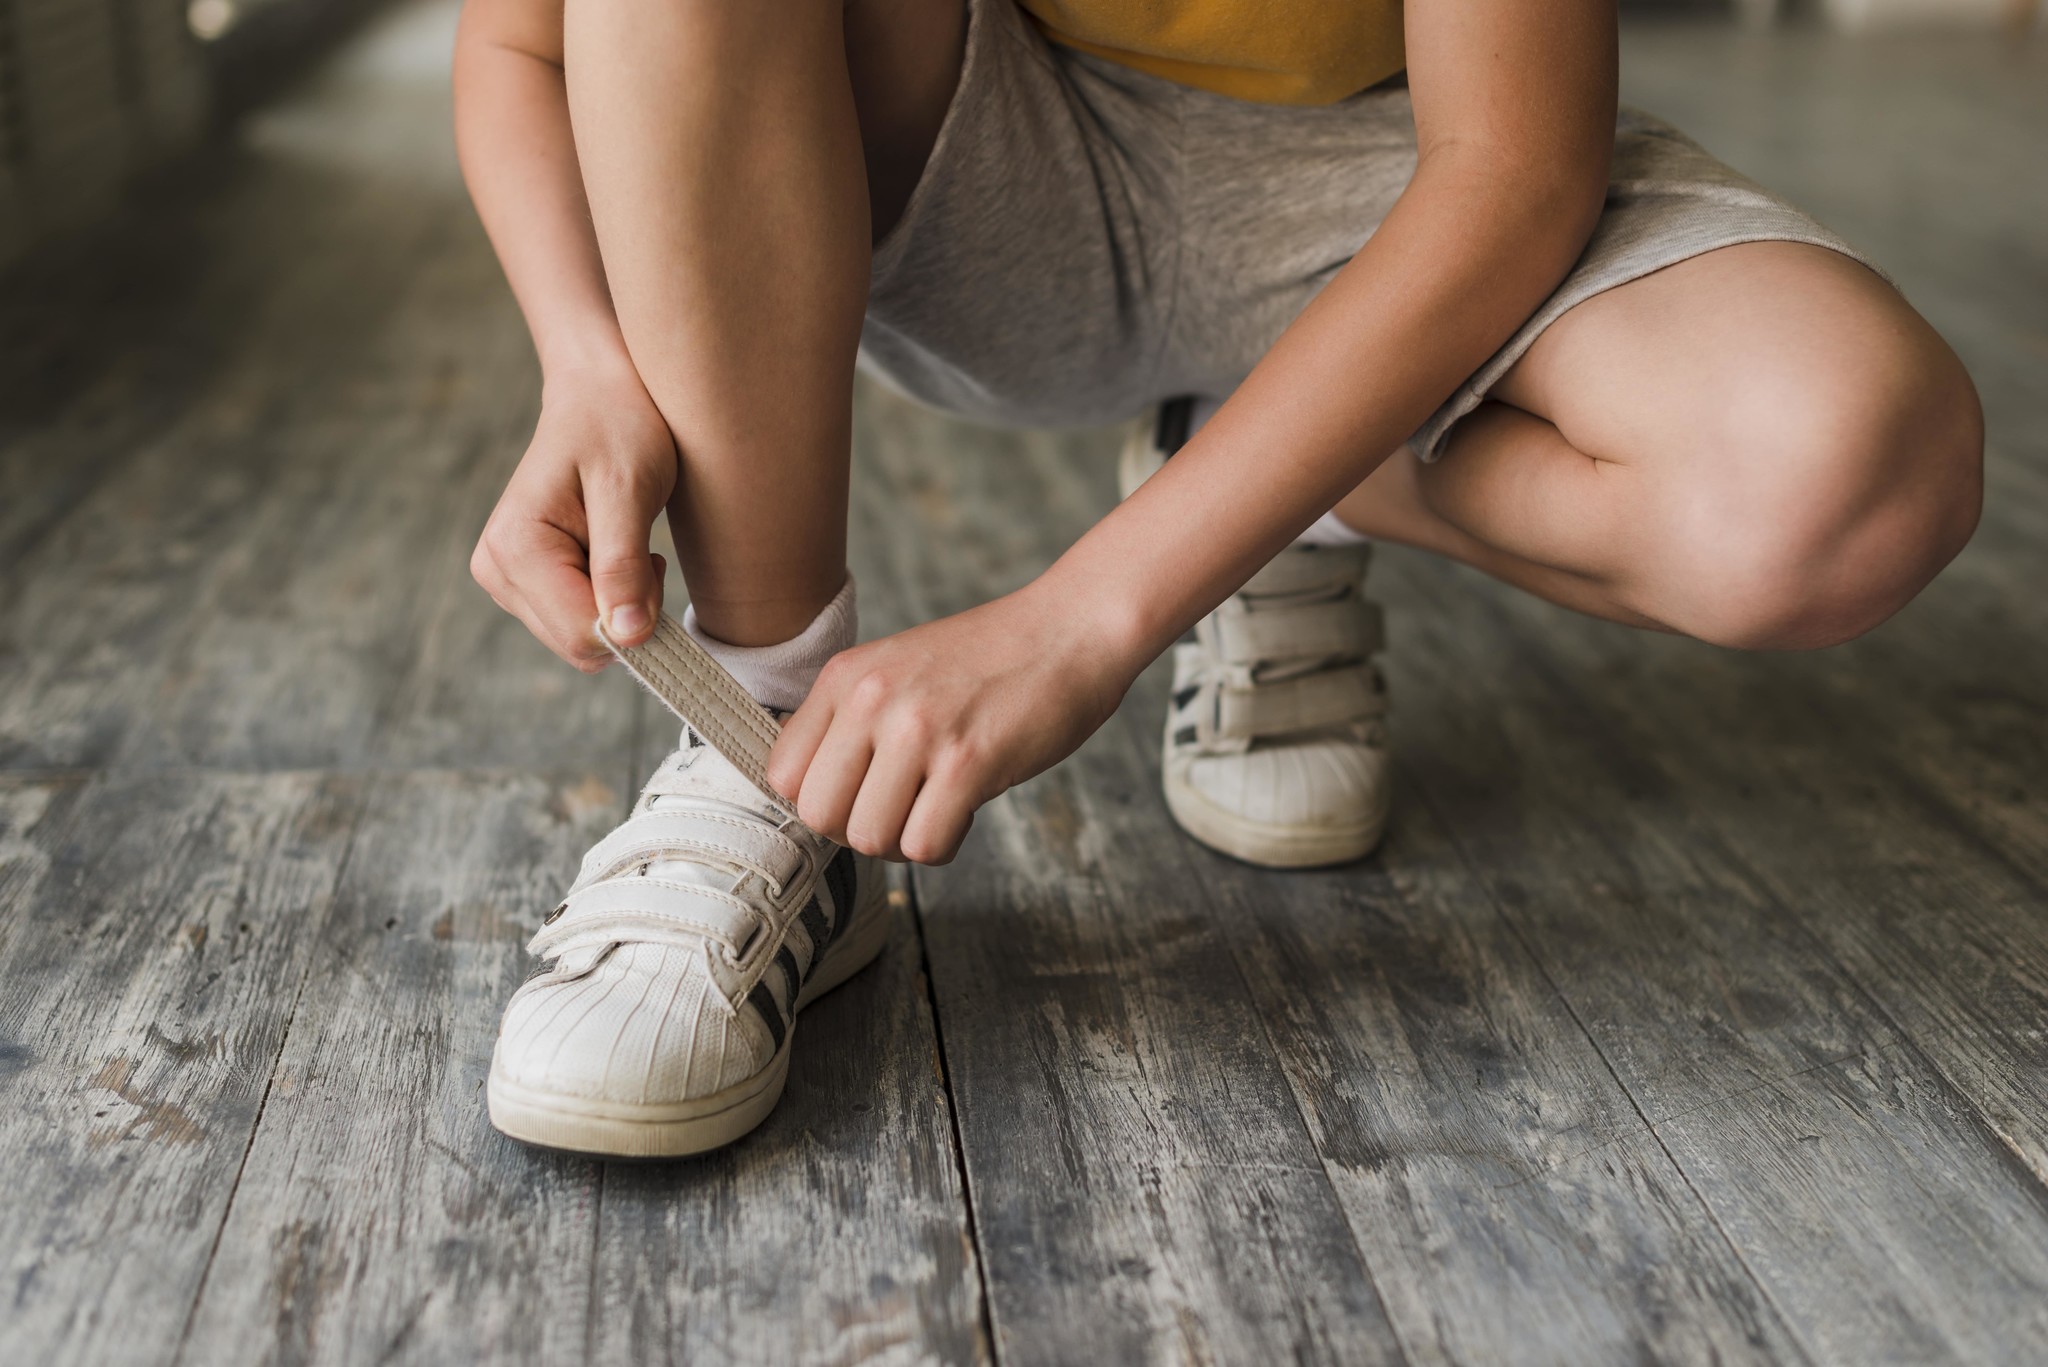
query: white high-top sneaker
[
  {"left": 1120, "top": 407, "right": 1393, "bottom": 868},
  {"left": 488, "top": 617, "right": 889, "bottom": 1157}
]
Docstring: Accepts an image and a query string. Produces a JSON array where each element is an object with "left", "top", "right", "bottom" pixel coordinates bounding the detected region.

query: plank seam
[
  {"left": 584, "top": 1164, "right": 605, "bottom": 1363},
  {"left": 587, "top": 707, "right": 632, "bottom": 1367},
  {"left": 905, "top": 867, "right": 999, "bottom": 1367}
]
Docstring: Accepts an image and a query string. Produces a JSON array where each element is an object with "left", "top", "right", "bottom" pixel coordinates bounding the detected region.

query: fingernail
[{"left": 609, "top": 604, "right": 649, "bottom": 638}]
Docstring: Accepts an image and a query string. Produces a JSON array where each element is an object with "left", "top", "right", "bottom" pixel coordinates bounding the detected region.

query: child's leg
[
  {"left": 561, "top": 0, "right": 961, "bottom": 648},
  {"left": 1331, "top": 241, "right": 1982, "bottom": 649}
]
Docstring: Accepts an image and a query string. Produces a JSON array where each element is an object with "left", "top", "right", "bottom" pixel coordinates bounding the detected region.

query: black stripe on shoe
[
  {"left": 746, "top": 982, "right": 787, "bottom": 1051},
  {"left": 798, "top": 896, "right": 831, "bottom": 964},
  {"left": 822, "top": 848, "right": 858, "bottom": 947},
  {"left": 775, "top": 945, "right": 804, "bottom": 1001}
]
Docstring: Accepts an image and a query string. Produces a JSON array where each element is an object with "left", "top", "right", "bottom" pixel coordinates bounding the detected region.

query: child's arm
[
  {"left": 454, "top": 0, "right": 673, "bottom": 667},
  {"left": 770, "top": 0, "right": 1618, "bottom": 863}
]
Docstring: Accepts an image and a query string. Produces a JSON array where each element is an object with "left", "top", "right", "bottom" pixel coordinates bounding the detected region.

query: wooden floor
[{"left": 3, "top": 4, "right": 2045, "bottom": 1363}]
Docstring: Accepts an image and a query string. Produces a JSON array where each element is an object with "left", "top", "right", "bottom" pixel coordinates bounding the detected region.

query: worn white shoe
[
  {"left": 1121, "top": 411, "right": 1393, "bottom": 868},
  {"left": 488, "top": 618, "right": 888, "bottom": 1158}
]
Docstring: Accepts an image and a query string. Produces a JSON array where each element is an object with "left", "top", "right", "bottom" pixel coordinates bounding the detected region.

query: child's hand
[
  {"left": 766, "top": 586, "right": 1142, "bottom": 864},
  {"left": 470, "top": 360, "right": 677, "bottom": 670}
]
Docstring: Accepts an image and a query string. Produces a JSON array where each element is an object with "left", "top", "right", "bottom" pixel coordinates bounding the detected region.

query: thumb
[{"left": 584, "top": 474, "right": 664, "bottom": 647}]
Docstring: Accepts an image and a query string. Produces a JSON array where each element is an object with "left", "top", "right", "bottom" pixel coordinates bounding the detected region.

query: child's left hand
[{"left": 765, "top": 583, "right": 1141, "bottom": 864}]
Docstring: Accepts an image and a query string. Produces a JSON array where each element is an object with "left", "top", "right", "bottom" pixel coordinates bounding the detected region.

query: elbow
[
  {"left": 453, "top": 0, "right": 565, "bottom": 75},
  {"left": 1515, "top": 155, "right": 1608, "bottom": 269},
  {"left": 1419, "top": 138, "right": 1610, "bottom": 270},
  {"left": 1557, "top": 165, "right": 1608, "bottom": 251}
]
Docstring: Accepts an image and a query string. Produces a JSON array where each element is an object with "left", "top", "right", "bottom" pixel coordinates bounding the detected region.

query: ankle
[
  {"left": 683, "top": 577, "right": 857, "bottom": 713},
  {"left": 687, "top": 579, "right": 847, "bottom": 648}
]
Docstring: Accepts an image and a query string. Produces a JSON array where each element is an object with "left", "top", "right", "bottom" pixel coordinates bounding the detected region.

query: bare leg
[
  {"left": 1332, "top": 242, "right": 1984, "bottom": 649},
  {"left": 562, "top": 0, "right": 962, "bottom": 645}
]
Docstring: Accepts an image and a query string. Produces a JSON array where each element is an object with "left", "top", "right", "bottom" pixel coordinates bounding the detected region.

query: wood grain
[
  {"left": 1198, "top": 788, "right": 1803, "bottom": 1365},
  {"left": 176, "top": 770, "right": 620, "bottom": 1367},
  {"left": 1382, "top": 550, "right": 2048, "bottom": 1364},
  {"left": 0, "top": 771, "right": 363, "bottom": 1365}
]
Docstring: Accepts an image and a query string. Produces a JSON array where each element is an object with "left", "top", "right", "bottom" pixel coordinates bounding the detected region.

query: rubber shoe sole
[{"left": 1163, "top": 757, "right": 1390, "bottom": 869}]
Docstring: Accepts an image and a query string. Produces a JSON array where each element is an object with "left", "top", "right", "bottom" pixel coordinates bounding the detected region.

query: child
[{"left": 454, "top": 0, "right": 1982, "bottom": 1155}]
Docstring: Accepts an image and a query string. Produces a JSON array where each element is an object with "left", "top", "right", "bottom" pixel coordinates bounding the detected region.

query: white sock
[
  {"left": 1297, "top": 509, "right": 1372, "bottom": 547},
  {"left": 1185, "top": 394, "right": 1371, "bottom": 549},
  {"left": 682, "top": 576, "right": 857, "bottom": 713}
]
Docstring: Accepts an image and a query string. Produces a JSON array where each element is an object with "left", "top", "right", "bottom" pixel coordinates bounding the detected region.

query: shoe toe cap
[
  {"left": 1181, "top": 738, "right": 1391, "bottom": 830},
  {"left": 494, "top": 942, "right": 767, "bottom": 1104}
]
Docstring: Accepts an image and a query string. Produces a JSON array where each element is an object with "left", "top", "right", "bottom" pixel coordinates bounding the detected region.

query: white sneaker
[
  {"left": 487, "top": 619, "right": 888, "bottom": 1158},
  {"left": 1121, "top": 409, "right": 1393, "bottom": 868}
]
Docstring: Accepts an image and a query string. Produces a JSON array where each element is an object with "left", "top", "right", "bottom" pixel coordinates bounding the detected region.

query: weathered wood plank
[
  {"left": 0, "top": 771, "right": 363, "bottom": 1366},
  {"left": 918, "top": 734, "right": 1408, "bottom": 1366},
  {"left": 1449, "top": 537, "right": 2048, "bottom": 1181},
  {"left": 1381, "top": 550, "right": 2048, "bottom": 1365},
  {"left": 0, "top": 772, "right": 92, "bottom": 941},
  {"left": 177, "top": 769, "right": 621, "bottom": 1367},
  {"left": 0, "top": 229, "right": 244, "bottom": 572},
  {"left": 1189, "top": 777, "right": 1802, "bottom": 1365}
]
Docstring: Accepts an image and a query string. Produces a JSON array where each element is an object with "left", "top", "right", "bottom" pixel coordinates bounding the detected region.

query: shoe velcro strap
[
  {"left": 1200, "top": 595, "right": 1384, "bottom": 669},
  {"left": 597, "top": 612, "right": 785, "bottom": 806},
  {"left": 531, "top": 876, "right": 763, "bottom": 958},
  {"left": 569, "top": 808, "right": 809, "bottom": 899},
  {"left": 1238, "top": 542, "right": 1371, "bottom": 598},
  {"left": 1203, "top": 663, "right": 1386, "bottom": 744}
]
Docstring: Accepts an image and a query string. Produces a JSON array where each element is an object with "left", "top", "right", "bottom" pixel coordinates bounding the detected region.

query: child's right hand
[{"left": 470, "top": 360, "right": 678, "bottom": 671}]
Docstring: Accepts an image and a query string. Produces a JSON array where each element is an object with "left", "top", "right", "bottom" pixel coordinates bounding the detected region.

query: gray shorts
[{"left": 859, "top": 0, "right": 1884, "bottom": 460}]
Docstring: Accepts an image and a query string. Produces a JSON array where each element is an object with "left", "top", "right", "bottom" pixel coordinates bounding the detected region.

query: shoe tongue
[
  {"left": 663, "top": 729, "right": 785, "bottom": 815},
  {"left": 639, "top": 728, "right": 789, "bottom": 891}
]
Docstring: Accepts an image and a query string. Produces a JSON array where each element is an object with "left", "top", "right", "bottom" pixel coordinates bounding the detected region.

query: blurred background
[{"left": 0, "top": 0, "right": 388, "bottom": 267}]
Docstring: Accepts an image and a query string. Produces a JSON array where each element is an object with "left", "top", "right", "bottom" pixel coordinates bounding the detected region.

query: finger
[
  {"left": 844, "top": 748, "right": 926, "bottom": 860},
  {"left": 584, "top": 469, "right": 664, "bottom": 646},
  {"left": 469, "top": 541, "right": 523, "bottom": 619},
  {"left": 767, "top": 690, "right": 836, "bottom": 802},
  {"left": 899, "top": 773, "right": 979, "bottom": 866},
  {"left": 501, "top": 520, "right": 615, "bottom": 670},
  {"left": 476, "top": 538, "right": 587, "bottom": 667},
  {"left": 792, "top": 720, "right": 875, "bottom": 845}
]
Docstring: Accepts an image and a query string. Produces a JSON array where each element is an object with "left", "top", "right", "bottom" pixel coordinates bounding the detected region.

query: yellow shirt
[{"left": 1019, "top": 0, "right": 1405, "bottom": 107}]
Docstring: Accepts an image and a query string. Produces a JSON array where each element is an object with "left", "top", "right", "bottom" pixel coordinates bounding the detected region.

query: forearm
[
  {"left": 1044, "top": 147, "right": 1607, "bottom": 667},
  {"left": 453, "top": 7, "right": 629, "bottom": 380}
]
